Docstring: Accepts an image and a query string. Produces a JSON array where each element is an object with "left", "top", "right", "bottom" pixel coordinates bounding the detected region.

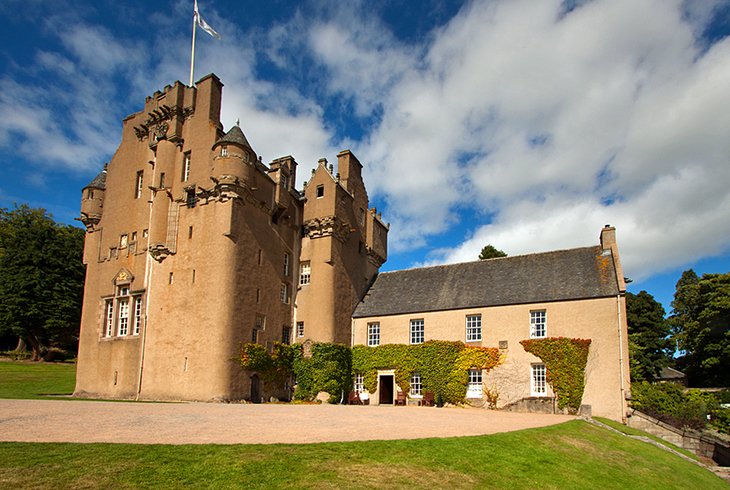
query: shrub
[
  {"left": 293, "top": 343, "right": 351, "bottom": 403},
  {"left": 631, "top": 382, "right": 708, "bottom": 430}
]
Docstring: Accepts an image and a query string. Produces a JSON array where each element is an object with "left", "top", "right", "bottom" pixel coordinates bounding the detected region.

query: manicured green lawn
[
  {"left": 0, "top": 421, "right": 725, "bottom": 489},
  {"left": 0, "top": 360, "right": 76, "bottom": 399}
]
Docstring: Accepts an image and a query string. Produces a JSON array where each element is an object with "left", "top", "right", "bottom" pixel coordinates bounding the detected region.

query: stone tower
[
  {"left": 75, "top": 74, "right": 304, "bottom": 401},
  {"left": 294, "top": 151, "right": 388, "bottom": 344}
]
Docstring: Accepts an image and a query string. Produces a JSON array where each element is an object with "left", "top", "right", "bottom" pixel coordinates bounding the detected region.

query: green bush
[
  {"left": 631, "top": 382, "right": 708, "bottom": 430},
  {"left": 293, "top": 343, "right": 351, "bottom": 403},
  {"left": 711, "top": 409, "right": 730, "bottom": 434}
]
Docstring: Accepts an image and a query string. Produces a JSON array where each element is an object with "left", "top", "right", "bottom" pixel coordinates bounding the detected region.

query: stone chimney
[{"left": 600, "top": 225, "right": 616, "bottom": 251}]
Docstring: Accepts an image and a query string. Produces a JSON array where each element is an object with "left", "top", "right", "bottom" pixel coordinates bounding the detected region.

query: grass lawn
[
  {"left": 0, "top": 360, "right": 76, "bottom": 399},
  {"left": 0, "top": 420, "right": 725, "bottom": 489}
]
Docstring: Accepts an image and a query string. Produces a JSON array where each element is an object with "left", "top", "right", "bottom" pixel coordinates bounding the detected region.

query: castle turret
[
  {"left": 80, "top": 164, "right": 107, "bottom": 230},
  {"left": 211, "top": 125, "right": 257, "bottom": 190}
]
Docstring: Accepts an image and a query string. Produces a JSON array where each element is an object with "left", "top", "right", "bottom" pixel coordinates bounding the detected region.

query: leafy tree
[
  {"left": 625, "top": 291, "right": 672, "bottom": 381},
  {"left": 0, "top": 205, "right": 85, "bottom": 360},
  {"left": 669, "top": 269, "right": 730, "bottom": 387},
  {"left": 478, "top": 245, "right": 507, "bottom": 260}
]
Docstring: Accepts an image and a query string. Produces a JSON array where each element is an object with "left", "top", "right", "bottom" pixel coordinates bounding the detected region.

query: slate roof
[
  {"left": 352, "top": 246, "right": 620, "bottom": 318},
  {"left": 214, "top": 125, "right": 252, "bottom": 149},
  {"left": 84, "top": 167, "right": 107, "bottom": 190}
]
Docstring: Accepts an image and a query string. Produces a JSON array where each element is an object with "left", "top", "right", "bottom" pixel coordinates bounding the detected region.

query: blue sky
[{"left": 1, "top": 0, "right": 729, "bottom": 314}]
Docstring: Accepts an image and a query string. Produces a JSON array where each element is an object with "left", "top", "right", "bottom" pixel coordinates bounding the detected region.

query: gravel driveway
[{"left": 0, "top": 399, "right": 574, "bottom": 445}]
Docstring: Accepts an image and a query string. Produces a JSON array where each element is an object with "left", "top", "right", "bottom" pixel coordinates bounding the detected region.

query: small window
[
  {"left": 258, "top": 249, "right": 262, "bottom": 266},
  {"left": 104, "top": 300, "right": 114, "bottom": 338},
  {"left": 367, "top": 322, "right": 380, "bottom": 346},
  {"left": 282, "top": 326, "right": 292, "bottom": 345},
  {"left": 221, "top": 145, "right": 228, "bottom": 157},
  {"left": 410, "top": 319, "right": 424, "bottom": 345},
  {"left": 188, "top": 226, "right": 193, "bottom": 239},
  {"left": 296, "top": 322, "right": 304, "bottom": 338},
  {"left": 354, "top": 373, "right": 364, "bottom": 393},
  {"left": 182, "top": 152, "right": 191, "bottom": 182},
  {"left": 186, "top": 188, "right": 196, "bottom": 208},
  {"left": 256, "top": 288, "right": 260, "bottom": 303},
  {"left": 131, "top": 231, "right": 137, "bottom": 242},
  {"left": 316, "top": 185, "right": 324, "bottom": 198},
  {"left": 466, "top": 314, "right": 482, "bottom": 342},
  {"left": 192, "top": 269, "right": 196, "bottom": 283},
  {"left": 299, "top": 262, "right": 311, "bottom": 285},
  {"left": 283, "top": 253, "right": 290, "bottom": 276},
  {"left": 467, "top": 369, "right": 483, "bottom": 398},
  {"left": 120, "top": 234, "right": 128, "bottom": 248},
  {"left": 280, "top": 283, "right": 290, "bottom": 304},
  {"left": 251, "top": 328, "right": 259, "bottom": 343},
  {"left": 410, "top": 373, "right": 422, "bottom": 397},
  {"left": 281, "top": 173, "right": 288, "bottom": 189},
  {"left": 359, "top": 208, "right": 365, "bottom": 226},
  {"left": 135, "top": 171, "right": 144, "bottom": 199},
  {"left": 530, "top": 310, "right": 547, "bottom": 338},
  {"left": 86, "top": 189, "right": 94, "bottom": 200},
  {"left": 143, "top": 229, "right": 149, "bottom": 238},
  {"left": 531, "top": 364, "right": 547, "bottom": 396},
  {"left": 159, "top": 172, "right": 166, "bottom": 189},
  {"left": 169, "top": 272, "right": 174, "bottom": 285}
]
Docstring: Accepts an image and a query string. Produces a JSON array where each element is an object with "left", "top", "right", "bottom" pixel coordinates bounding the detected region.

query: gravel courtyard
[{"left": 0, "top": 399, "right": 575, "bottom": 445}]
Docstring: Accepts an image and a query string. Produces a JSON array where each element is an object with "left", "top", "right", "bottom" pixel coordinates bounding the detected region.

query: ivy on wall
[
  {"left": 519, "top": 337, "right": 591, "bottom": 411},
  {"left": 351, "top": 341, "right": 502, "bottom": 405}
]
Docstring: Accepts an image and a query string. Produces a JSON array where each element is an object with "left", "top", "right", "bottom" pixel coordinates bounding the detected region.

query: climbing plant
[
  {"left": 239, "top": 342, "right": 300, "bottom": 384},
  {"left": 520, "top": 337, "right": 591, "bottom": 411},
  {"left": 352, "top": 340, "right": 502, "bottom": 405},
  {"left": 292, "top": 342, "right": 352, "bottom": 402}
]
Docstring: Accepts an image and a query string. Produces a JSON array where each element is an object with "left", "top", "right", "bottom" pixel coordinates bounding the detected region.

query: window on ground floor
[
  {"left": 531, "top": 363, "right": 547, "bottom": 396},
  {"left": 467, "top": 369, "right": 483, "bottom": 398},
  {"left": 354, "top": 373, "right": 364, "bottom": 393},
  {"left": 410, "top": 373, "right": 422, "bottom": 397}
]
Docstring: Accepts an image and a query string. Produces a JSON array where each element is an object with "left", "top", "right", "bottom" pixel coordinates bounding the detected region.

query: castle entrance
[
  {"left": 250, "top": 374, "right": 261, "bottom": 403},
  {"left": 378, "top": 375, "right": 394, "bottom": 404}
]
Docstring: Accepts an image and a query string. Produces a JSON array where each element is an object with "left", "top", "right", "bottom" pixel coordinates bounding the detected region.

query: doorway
[
  {"left": 379, "top": 375, "right": 394, "bottom": 404},
  {"left": 250, "top": 374, "right": 261, "bottom": 403}
]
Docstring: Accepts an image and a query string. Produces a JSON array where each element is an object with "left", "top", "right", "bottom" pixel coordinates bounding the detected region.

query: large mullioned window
[{"left": 103, "top": 285, "right": 143, "bottom": 339}]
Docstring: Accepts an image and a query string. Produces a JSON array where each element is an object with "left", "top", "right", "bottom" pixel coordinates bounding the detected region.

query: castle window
[
  {"left": 131, "top": 231, "right": 137, "bottom": 242},
  {"left": 255, "top": 314, "right": 266, "bottom": 331},
  {"left": 169, "top": 272, "right": 174, "bottom": 285},
  {"left": 467, "top": 369, "right": 483, "bottom": 398},
  {"left": 86, "top": 189, "right": 94, "bottom": 200},
  {"left": 159, "top": 172, "right": 166, "bottom": 189},
  {"left": 104, "top": 300, "right": 114, "bottom": 338},
  {"left": 299, "top": 262, "right": 311, "bottom": 285},
  {"left": 143, "top": 229, "right": 149, "bottom": 238},
  {"left": 182, "top": 152, "right": 191, "bottom": 182},
  {"left": 282, "top": 326, "right": 292, "bottom": 345},
  {"left": 281, "top": 173, "right": 288, "bottom": 189},
  {"left": 367, "top": 322, "right": 380, "bottom": 346},
  {"left": 188, "top": 226, "right": 193, "bottom": 239},
  {"left": 531, "top": 364, "right": 547, "bottom": 396},
  {"left": 135, "top": 171, "right": 144, "bottom": 199},
  {"left": 410, "top": 319, "right": 424, "bottom": 345},
  {"left": 296, "top": 322, "right": 304, "bottom": 338},
  {"left": 116, "top": 287, "right": 130, "bottom": 336},
  {"left": 120, "top": 234, "right": 128, "bottom": 249},
  {"left": 280, "top": 283, "right": 290, "bottom": 304},
  {"left": 251, "top": 328, "right": 258, "bottom": 343},
  {"left": 221, "top": 145, "right": 228, "bottom": 157},
  {"left": 133, "top": 296, "right": 143, "bottom": 335},
  {"left": 186, "top": 188, "right": 196, "bottom": 208},
  {"left": 466, "top": 314, "right": 482, "bottom": 342},
  {"left": 316, "top": 185, "right": 324, "bottom": 198},
  {"left": 410, "top": 373, "right": 422, "bottom": 397},
  {"left": 284, "top": 253, "right": 290, "bottom": 276},
  {"left": 530, "top": 310, "right": 546, "bottom": 338},
  {"left": 359, "top": 208, "right": 365, "bottom": 226}
]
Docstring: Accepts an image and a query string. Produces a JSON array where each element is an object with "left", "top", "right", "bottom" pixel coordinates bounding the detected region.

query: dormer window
[{"left": 221, "top": 145, "right": 228, "bottom": 157}]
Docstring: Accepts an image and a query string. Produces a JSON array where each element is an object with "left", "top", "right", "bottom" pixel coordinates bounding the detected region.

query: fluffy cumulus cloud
[
  {"left": 1, "top": 0, "right": 728, "bottom": 281},
  {"left": 302, "top": 0, "right": 730, "bottom": 279}
]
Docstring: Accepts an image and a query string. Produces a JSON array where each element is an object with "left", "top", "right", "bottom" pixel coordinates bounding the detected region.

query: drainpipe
[
  {"left": 617, "top": 294, "right": 626, "bottom": 423},
  {"left": 136, "top": 157, "right": 158, "bottom": 400}
]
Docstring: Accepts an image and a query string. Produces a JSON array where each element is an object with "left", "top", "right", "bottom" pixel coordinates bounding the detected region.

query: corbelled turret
[{"left": 80, "top": 163, "right": 107, "bottom": 230}]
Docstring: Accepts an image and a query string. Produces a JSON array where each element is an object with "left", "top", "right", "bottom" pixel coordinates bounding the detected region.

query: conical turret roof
[
  {"left": 84, "top": 165, "right": 107, "bottom": 190},
  {"left": 213, "top": 125, "right": 252, "bottom": 149}
]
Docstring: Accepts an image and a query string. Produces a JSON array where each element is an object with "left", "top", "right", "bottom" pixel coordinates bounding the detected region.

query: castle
[
  {"left": 75, "top": 74, "right": 629, "bottom": 421},
  {"left": 75, "top": 74, "right": 387, "bottom": 402}
]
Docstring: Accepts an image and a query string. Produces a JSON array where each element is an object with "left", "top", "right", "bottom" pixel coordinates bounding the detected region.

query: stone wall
[{"left": 627, "top": 409, "right": 730, "bottom": 466}]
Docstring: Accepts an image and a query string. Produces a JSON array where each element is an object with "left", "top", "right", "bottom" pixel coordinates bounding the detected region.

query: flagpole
[{"left": 189, "top": 2, "right": 197, "bottom": 86}]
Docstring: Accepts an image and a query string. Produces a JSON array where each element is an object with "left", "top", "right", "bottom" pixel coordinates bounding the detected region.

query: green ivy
[
  {"left": 292, "top": 343, "right": 351, "bottom": 403},
  {"left": 352, "top": 341, "right": 501, "bottom": 405},
  {"left": 239, "top": 342, "right": 300, "bottom": 385},
  {"left": 520, "top": 337, "right": 591, "bottom": 411}
]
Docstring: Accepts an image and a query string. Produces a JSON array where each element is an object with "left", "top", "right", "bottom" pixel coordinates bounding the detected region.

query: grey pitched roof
[
  {"left": 658, "top": 367, "right": 686, "bottom": 380},
  {"left": 214, "top": 125, "right": 252, "bottom": 149},
  {"left": 84, "top": 167, "right": 107, "bottom": 190},
  {"left": 353, "top": 246, "right": 620, "bottom": 318}
]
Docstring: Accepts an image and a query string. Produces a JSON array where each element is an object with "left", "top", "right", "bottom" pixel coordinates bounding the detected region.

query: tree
[
  {"left": 669, "top": 269, "right": 730, "bottom": 387},
  {"left": 0, "top": 205, "right": 86, "bottom": 360},
  {"left": 478, "top": 245, "right": 507, "bottom": 260},
  {"left": 625, "top": 291, "right": 672, "bottom": 381}
]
